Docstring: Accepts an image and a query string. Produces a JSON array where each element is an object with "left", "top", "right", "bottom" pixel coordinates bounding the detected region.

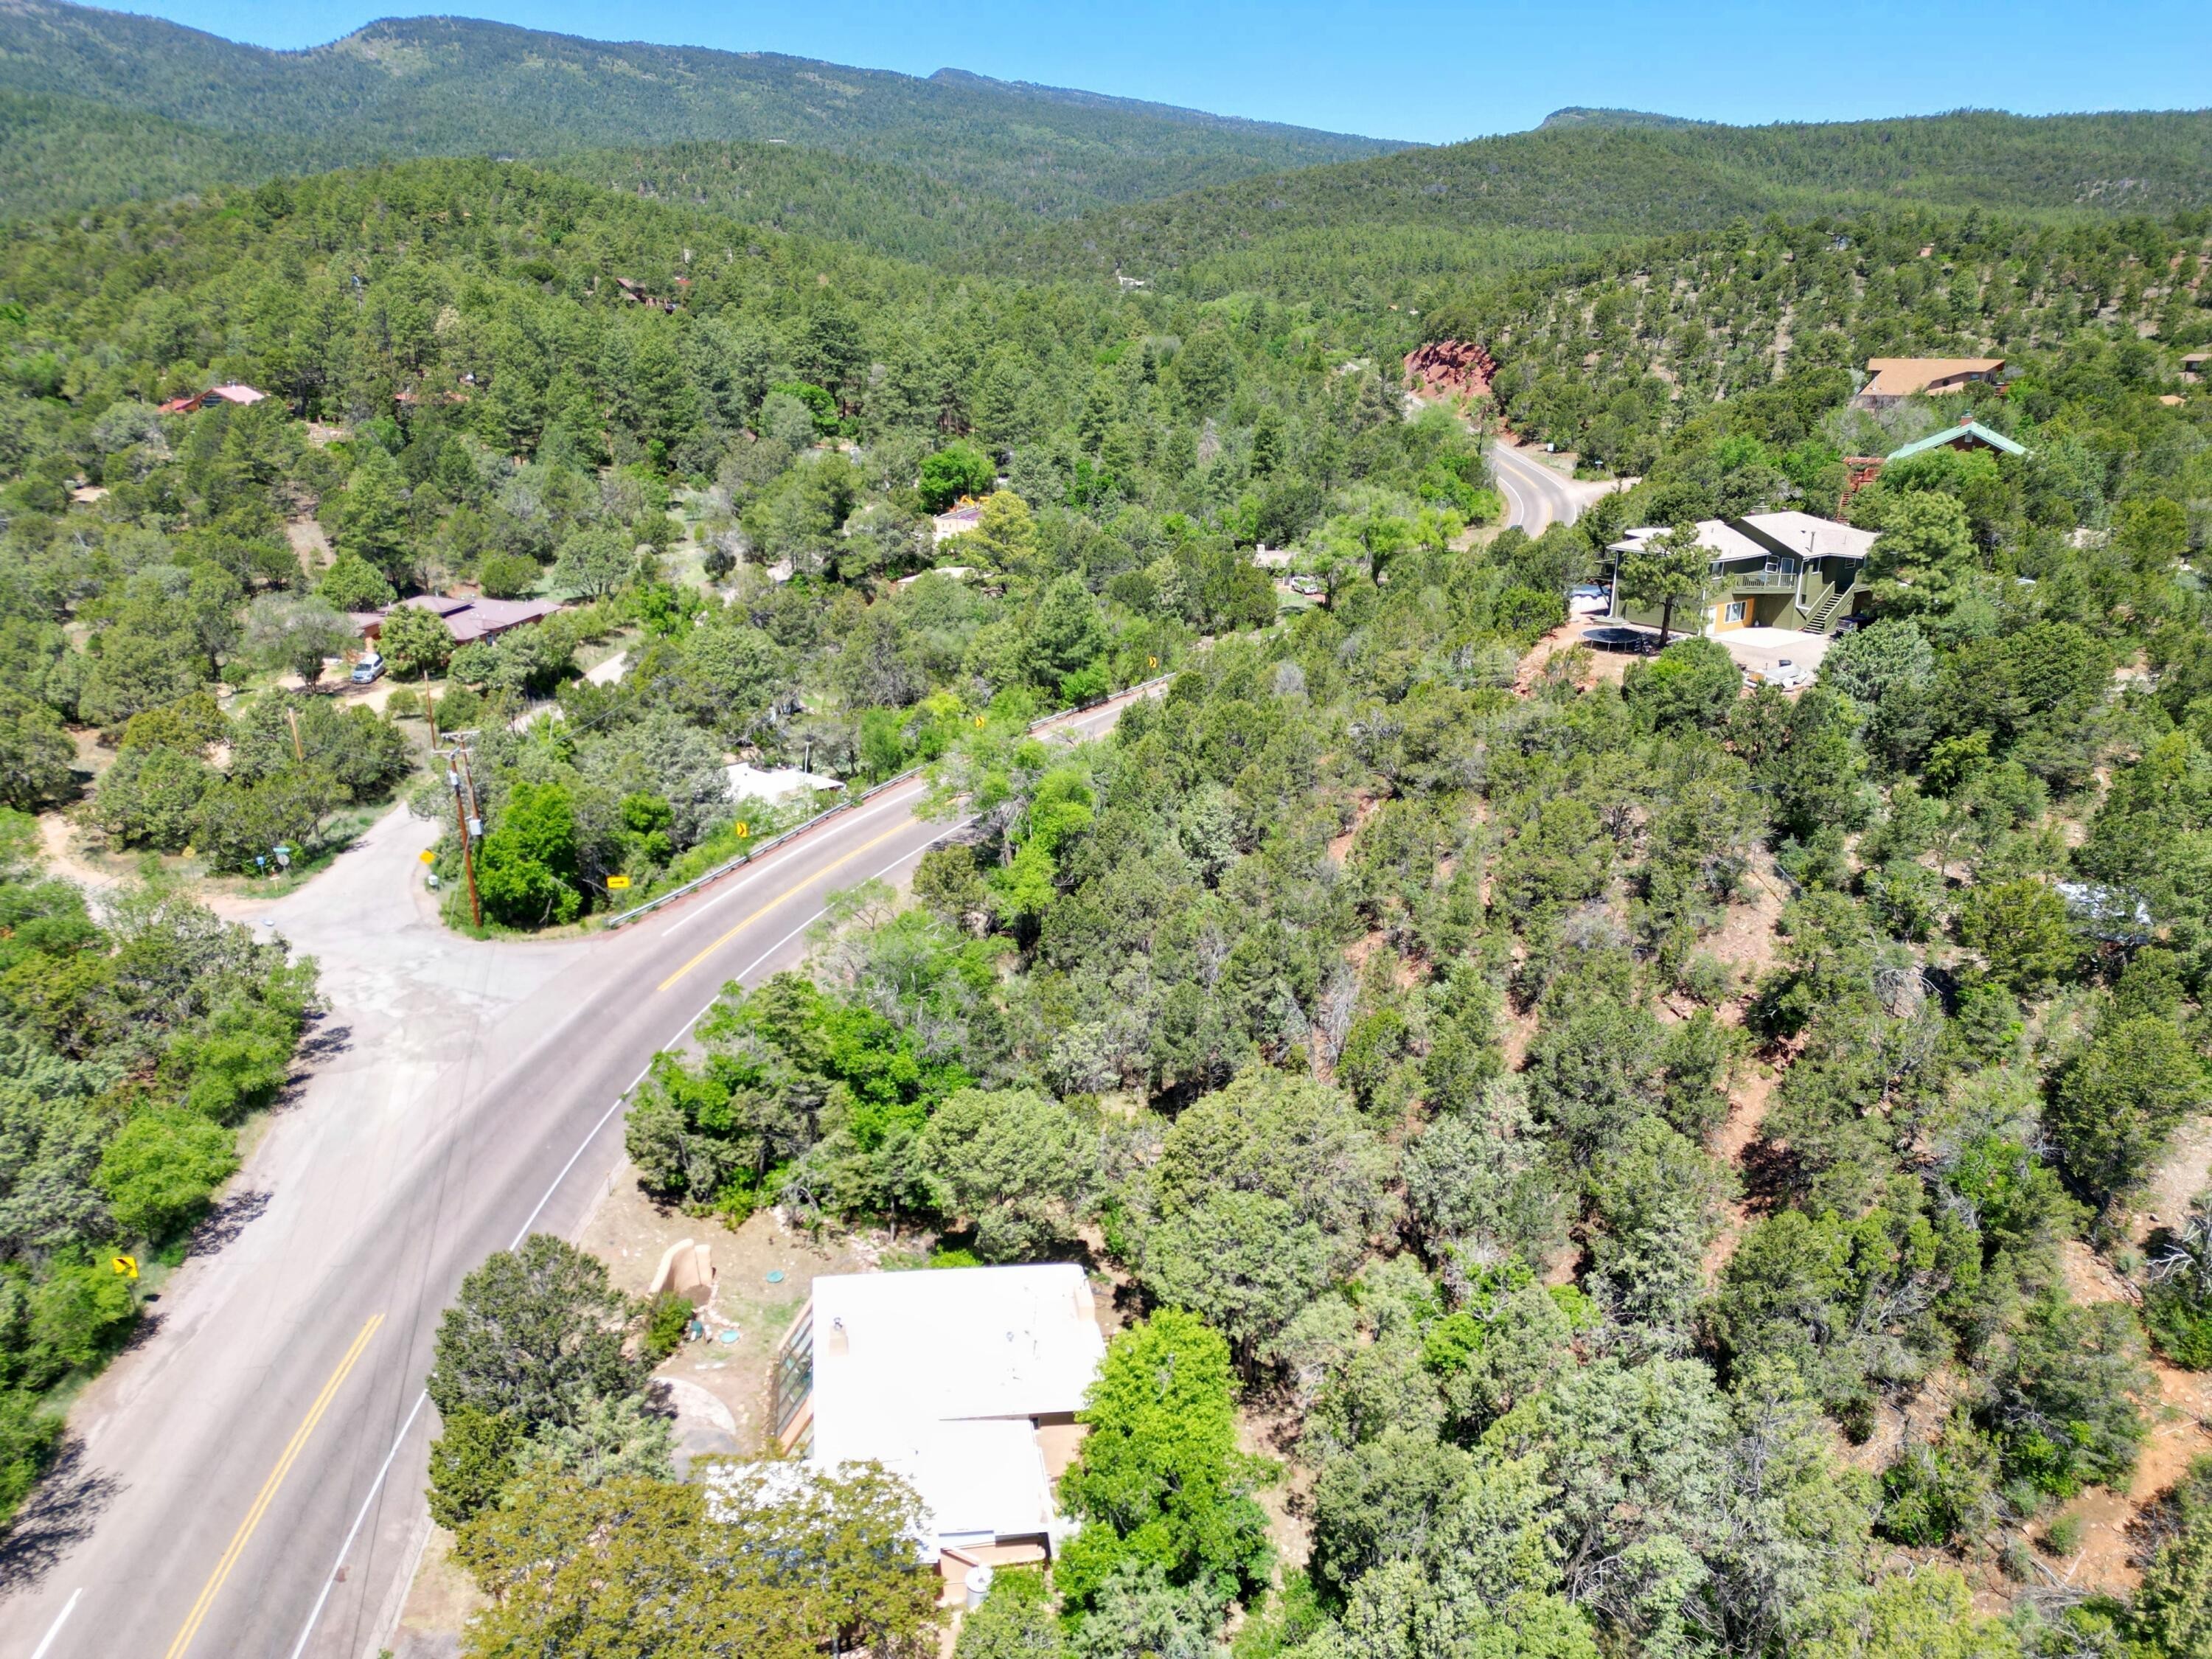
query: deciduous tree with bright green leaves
[
  {"left": 1055, "top": 1307, "right": 1276, "bottom": 1611},
  {"left": 375, "top": 602, "right": 454, "bottom": 681},
  {"left": 919, "top": 441, "right": 997, "bottom": 512}
]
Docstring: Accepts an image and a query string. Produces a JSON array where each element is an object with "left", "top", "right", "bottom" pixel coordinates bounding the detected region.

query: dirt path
[
  {"left": 2050, "top": 1239, "right": 2211, "bottom": 1593},
  {"left": 1512, "top": 619, "right": 1630, "bottom": 698},
  {"left": 2135, "top": 1118, "right": 2212, "bottom": 1247},
  {"left": 37, "top": 809, "right": 122, "bottom": 891}
]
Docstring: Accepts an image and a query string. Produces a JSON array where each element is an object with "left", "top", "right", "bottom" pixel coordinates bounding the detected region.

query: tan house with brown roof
[{"left": 1854, "top": 357, "right": 2005, "bottom": 408}]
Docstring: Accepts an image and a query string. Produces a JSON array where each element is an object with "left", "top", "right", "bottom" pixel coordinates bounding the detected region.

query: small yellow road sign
[
  {"left": 419, "top": 849, "right": 436, "bottom": 864},
  {"left": 112, "top": 1255, "right": 139, "bottom": 1279},
  {"left": 605, "top": 874, "right": 632, "bottom": 891},
  {"left": 734, "top": 822, "right": 749, "bottom": 837}
]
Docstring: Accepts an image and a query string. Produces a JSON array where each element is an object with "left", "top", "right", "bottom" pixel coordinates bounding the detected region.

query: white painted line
[
  {"left": 288, "top": 1088, "right": 631, "bottom": 1659},
  {"left": 29, "top": 1588, "right": 81, "bottom": 1659},
  {"left": 717, "top": 815, "right": 975, "bottom": 992},
  {"left": 1497, "top": 467, "right": 1528, "bottom": 529},
  {"left": 282, "top": 1394, "right": 425, "bottom": 1659},
  {"left": 509, "top": 1093, "right": 632, "bottom": 1249}
]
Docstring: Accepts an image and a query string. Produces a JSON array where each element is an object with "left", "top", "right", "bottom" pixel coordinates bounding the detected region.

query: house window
[{"left": 1724, "top": 600, "right": 1747, "bottom": 623}]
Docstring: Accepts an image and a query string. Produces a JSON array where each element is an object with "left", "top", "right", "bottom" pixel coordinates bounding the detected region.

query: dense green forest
[
  {"left": 1429, "top": 210, "right": 2212, "bottom": 478},
  {"left": 998, "top": 110, "right": 2212, "bottom": 302},
  {"left": 0, "top": 156, "right": 1493, "bottom": 922},
  {"left": 0, "top": 816, "right": 317, "bottom": 1526},
  {"left": 594, "top": 232, "right": 2212, "bottom": 1658},
  {"left": 0, "top": 1, "right": 1399, "bottom": 221},
  {"left": 4, "top": 15, "right": 2212, "bottom": 1658}
]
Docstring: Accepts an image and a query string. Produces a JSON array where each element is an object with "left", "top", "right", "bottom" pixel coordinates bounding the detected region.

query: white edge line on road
[
  {"left": 283, "top": 1394, "right": 426, "bottom": 1659},
  {"left": 29, "top": 1587, "right": 80, "bottom": 1659},
  {"left": 290, "top": 818, "right": 969, "bottom": 1659},
  {"left": 1496, "top": 467, "right": 1528, "bottom": 529}
]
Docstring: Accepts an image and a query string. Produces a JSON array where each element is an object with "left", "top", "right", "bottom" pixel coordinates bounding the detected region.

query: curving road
[
  {"left": 1487, "top": 437, "right": 1585, "bottom": 535},
  {"left": 0, "top": 691, "right": 1148, "bottom": 1659}
]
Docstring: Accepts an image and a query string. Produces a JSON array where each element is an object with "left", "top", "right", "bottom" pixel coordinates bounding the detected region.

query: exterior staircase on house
[{"left": 1800, "top": 582, "right": 1848, "bottom": 634}]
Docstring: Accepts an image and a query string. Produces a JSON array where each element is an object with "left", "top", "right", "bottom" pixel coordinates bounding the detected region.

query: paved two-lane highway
[
  {"left": 1, "top": 691, "right": 1146, "bottom": 1659},
  {"left": 1488, "top": 437, "right": 1585, "bottom": 535}
]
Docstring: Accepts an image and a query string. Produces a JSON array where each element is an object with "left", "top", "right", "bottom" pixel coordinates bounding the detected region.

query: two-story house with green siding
[{"left": 1604, "top": 511, "right": 1879, "bottom": 639}]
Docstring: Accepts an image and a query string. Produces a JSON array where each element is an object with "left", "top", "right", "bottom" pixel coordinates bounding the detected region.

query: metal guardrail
[{"left": 599, "top": 672, "right": 1180, "bottom": 929}]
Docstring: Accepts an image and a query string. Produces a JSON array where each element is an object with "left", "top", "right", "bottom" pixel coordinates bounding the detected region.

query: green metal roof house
[{"left": 1885, "top": 419, "right": 2029, "bottom": 462}]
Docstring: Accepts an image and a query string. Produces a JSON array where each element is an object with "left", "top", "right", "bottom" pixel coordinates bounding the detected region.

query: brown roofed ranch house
[
  {"left": 1852, "top": 357, "right": 2005, "bottom": 408},
  {"left": 355, "top": 594, "right": 562, "bottom": 645},
  {"left": 1607, "top": 512, "right": 1879, "bottom": 638}
]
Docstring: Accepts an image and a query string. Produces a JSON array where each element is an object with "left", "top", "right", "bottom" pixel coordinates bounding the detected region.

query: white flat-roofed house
[{"left": 759, "top": 1265, "right": 1107, "bottom": 1601}]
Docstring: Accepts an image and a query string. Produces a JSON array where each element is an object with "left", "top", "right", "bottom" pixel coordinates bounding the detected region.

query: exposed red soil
[{"left": 1402, "top": 338, "right": 1497, "bottom": 403}]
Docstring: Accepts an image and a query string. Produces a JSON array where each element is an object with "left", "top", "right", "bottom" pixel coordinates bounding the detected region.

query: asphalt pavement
[
  {"left": 0, "top": 690, "right": 1144, "bottom": 1659},
  {"left": 1487, "top": 438, "right": 1585, "bottom": 535}
]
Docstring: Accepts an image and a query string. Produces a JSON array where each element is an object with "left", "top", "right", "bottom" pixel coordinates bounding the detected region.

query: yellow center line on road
[
  {"left": 655, "top": 821, "right": 918, "bottom": 994},
  {"left": 163, "top": 1313, "right": 384, "bottom": 1659}
]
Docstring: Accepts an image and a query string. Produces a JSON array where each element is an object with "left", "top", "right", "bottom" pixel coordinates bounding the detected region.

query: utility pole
[
  {"left": 457, "top": 746, "right": 485, "bottom": 847},
  {"left": 442, "top": 737, "right": 483, "bottom": 929},
  {"left": 426, "top": 692, "right": 439, "bottom": 748},
  {"left": 285, "top": 704, "right": 304, "bottom": 764}
]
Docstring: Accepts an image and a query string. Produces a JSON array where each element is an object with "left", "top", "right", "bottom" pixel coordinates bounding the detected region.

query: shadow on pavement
[
  {"left": 0, "top": 1439, "right": 122, "bottom": 1592},
  {"left": 295, "top": 1018, "right": 354, "bottom": 1068},
  {"left": 187, "top": 1189, "right": 273, "bottom": 1257}
]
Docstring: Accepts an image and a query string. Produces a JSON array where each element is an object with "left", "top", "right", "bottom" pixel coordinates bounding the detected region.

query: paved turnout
[{"left": 0, "top": 691, "right": 1146, "bottom": 1659}]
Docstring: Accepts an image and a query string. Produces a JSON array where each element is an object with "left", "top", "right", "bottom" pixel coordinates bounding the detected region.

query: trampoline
[{"left": 1580, "top": 626, "right": 1660, "bottom": 653}]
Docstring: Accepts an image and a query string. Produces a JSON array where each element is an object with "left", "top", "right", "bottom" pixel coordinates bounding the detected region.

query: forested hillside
[
  {"left": 550, "top": 141, "right": 1034, "bottom": 266},
  {"left": 999, "top": 109, "right": 2212, "bottom": 299},
  {"left": 0, "top": 158, "right": 1495, "bottom": 919},
  {"left": 0, "top": 1, "right": 1400, "bottom": 220},
  {"left": 1428, "top": 210, "right": 2212, "bottom": 476},
  {"left": 5, "top": 18, "right": 2212, "bottom": 1659},
  {"left": 588, "top": 219, "right": 2212, "bottom": 1657}
]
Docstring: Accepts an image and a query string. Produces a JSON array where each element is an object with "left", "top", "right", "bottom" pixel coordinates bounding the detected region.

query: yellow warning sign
[
  {"left": 605, "top": 874, "right": 632, "bottom": 891},
  {"left": 112, "top": 1255, "right": 139, "bottom": 1279}
]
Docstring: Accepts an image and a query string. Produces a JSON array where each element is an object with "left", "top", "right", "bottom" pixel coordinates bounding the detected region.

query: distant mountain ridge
[
  {"left": 0, "top": 0, "right": 1405, "bottom": 220},
  {"left": 1537, "top": 107, "right": 1709, "bottom": 130},
  {"left": 994, "top": 106, "right": 2212, "bottom": 296}
]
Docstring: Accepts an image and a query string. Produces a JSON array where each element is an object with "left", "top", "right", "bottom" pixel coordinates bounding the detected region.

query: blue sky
[{"left": 112, "top": 0, "right": 2212, "bottom": 145}]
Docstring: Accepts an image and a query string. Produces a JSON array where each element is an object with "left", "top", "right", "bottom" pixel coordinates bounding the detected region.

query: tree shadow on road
[
  {"left": 295, "top": 1016, "right": 353, "bottom": 1070},
  {"left": 187, "top": 1189, "right": 272, "bottom": 1257},
  {"left": 0, "top": 1439, "right": 122, "bottom": 1593}
]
